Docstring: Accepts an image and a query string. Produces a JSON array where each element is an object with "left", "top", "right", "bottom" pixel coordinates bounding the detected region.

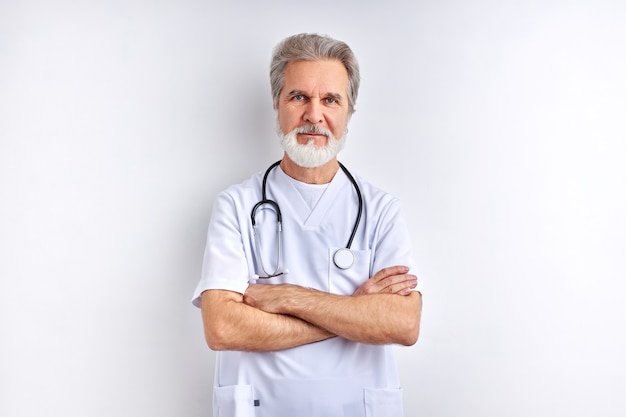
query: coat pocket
[
  {"left": 328, "top": 248, "right": 372, "bottom": 295},
  {"left": 214, "top": 385, "right": 256, "bottom": 417},
  {"left": 364, "top": 387, "right": 404, "bottom": 417}
]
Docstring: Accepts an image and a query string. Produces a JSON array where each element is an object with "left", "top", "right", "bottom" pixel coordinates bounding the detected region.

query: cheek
[
  {"left": 277, "top": 108, "right": 298, "bottom": 133},
  {"left": 330, "top": 115, "right": 349, "bottom": 137}
]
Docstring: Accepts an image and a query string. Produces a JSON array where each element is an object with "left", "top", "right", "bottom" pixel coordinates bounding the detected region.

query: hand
[
  {"left": 353, "top": 266, "right": 417, "bottom": 297},
  {"left": 243, "top": 283, "right": 297, "bottom": 314}
]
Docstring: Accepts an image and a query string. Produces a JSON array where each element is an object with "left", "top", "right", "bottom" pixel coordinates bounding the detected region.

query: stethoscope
[{"left": 251, "top": 160, "right": 363, "bottom": 279}]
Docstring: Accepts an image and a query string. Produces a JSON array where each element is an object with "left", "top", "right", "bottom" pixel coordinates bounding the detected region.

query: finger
[
  {"left": 383, "top": 281, "right": 416, "bottom": 295},
  {"left": 360, "top": 273, "right": 416, "bottom": 295},
  {"left": 378, "top": 274, "right": 417, "bottom": 294},
  {"left": 370, "top": 265, "right": 410, "bottom": 283}
]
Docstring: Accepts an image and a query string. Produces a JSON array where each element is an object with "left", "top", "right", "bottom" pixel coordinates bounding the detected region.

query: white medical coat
[{"left": 192, "top": 164, "right": 419, "bottom": 417}]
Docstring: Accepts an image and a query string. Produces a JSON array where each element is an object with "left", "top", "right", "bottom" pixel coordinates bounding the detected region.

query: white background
[{"left": 1, "top": 1, "right": 625, "bottom": 416}]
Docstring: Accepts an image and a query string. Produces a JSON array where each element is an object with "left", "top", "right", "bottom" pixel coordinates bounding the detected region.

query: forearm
[
  {"left": 286, "top": 290, "right": 421, "bottom": 345},
  {"left": 246, "top": 285, "right": 422, "bottom": 346},
  {"left": 201, "top": 289, "right": 334, "bottom": 352}
]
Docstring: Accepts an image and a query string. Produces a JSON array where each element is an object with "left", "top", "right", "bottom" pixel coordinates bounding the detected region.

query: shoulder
[
  {"left": 347, "top": 168, "right": 399, "bottom": 207},
  {"left": 341, "top": 167, "right": 408, "bottom": 228},
  {"left": 208, "top": 170, "right": 265, "bottom": 220},
  {"left": 218, "top": 170, "right": 264, "bottom": 200}
]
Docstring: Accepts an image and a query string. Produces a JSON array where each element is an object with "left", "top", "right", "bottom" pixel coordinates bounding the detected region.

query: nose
[{"left": 303, "top": 101, "right": 323, "bottom": 124}]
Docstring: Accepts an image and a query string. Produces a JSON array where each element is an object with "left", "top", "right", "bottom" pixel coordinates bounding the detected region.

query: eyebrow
[
  {"left": 286, "top": 90, "right": 304, "bottom": 97},
  {"left": 286, "top": 90, "right": 344, "bottom": 101},
  {"left": 326, "top": 92, "right": 343, "bottom": 101}
]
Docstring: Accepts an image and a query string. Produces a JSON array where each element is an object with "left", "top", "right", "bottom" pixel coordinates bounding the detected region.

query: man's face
[{"left": 276, "top": 59, "right": 351, "bottom": 147}]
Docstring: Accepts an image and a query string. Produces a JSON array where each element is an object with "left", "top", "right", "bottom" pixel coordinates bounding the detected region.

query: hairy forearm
[
  {"left": 201, "top": 290, "right": 334, "bottom": 352},
  {"left": 288, "top": 290, "right": 421, "bottom": 345},
  {"left": 245, "top": 285, "right": 422, "bottom": 346}
]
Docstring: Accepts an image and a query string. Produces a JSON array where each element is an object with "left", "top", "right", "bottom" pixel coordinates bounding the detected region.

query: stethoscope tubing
[
  {"left": 250, "top": 160, "right": 363, "bottom": 277},
  {"left": 337, "top": 161, "right": 363, "bottom": 250},
  {"left": 251, "top": 160, "right": 283, "bottom": 226}
]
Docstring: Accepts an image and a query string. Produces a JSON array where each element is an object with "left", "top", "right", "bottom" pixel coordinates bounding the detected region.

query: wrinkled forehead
[{"left": 281, "top": 59, "right": 349, "bottom": 98}]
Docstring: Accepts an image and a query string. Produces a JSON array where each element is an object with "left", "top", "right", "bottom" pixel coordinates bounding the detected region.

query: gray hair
[{"left": 270, "top": 33, "right": 360, "bottom": 114}]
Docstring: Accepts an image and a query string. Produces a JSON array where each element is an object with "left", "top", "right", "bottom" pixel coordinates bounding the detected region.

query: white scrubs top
[{"left": 192, "top": 165, "right": 420, "bottom": 417}]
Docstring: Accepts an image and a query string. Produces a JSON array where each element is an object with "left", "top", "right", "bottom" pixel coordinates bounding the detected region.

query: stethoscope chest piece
[
  {"left": 333, "top": 248, "right": 355, "bottom": 270},
  {"left": 253, "top": 160, "right": 363, "bottom": 276}
]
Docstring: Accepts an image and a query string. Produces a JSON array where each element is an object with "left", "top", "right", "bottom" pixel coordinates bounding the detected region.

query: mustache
[{"left": 293, "top": 125, "right": 332, "bottom": 137}]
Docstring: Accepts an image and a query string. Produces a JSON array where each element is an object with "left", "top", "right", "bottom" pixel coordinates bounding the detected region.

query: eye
[
  {"left": 293, "top": 94, "right": 305, "bottom": 101},
  {"left": 324, "top": 95, "right": 342, "bottom": 105}
]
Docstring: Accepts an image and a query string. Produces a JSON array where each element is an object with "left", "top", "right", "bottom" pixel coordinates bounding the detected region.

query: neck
[{"left": 280, "top": 154, "right": 339, "bottom": 184}]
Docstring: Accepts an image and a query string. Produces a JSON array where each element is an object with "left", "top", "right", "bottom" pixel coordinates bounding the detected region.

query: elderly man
[{"left": 193, "top": 33, "right": 422, "bottom": 417}]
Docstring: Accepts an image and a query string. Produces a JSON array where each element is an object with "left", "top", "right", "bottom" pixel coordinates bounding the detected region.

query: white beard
[{"left": 277, "top": 124, "right": 346, "bottom": 168}]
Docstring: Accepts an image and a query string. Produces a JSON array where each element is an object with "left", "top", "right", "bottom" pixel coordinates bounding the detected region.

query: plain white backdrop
[{"left": 1, "top": 1, "right": 625, "bottom": 416}]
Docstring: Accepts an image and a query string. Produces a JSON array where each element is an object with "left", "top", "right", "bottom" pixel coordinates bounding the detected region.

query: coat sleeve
[
  {"left": 370, "top": 198, "right": 423, "bottom": 294},
  {"left": 192, "top": 191, "right": 251, "bottom": 307}
]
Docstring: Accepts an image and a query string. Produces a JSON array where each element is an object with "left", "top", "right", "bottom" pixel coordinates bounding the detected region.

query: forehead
[{"left": 282, "top": 59, "right": 349, "bottom": 95}]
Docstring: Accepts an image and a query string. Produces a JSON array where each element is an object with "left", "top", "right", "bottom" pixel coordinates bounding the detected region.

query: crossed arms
[{"left": 201, "top": 265, "right": 422, "bottom": 352}]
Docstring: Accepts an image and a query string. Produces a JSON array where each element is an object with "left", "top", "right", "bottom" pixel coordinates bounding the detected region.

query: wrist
[{"left": 280, "top": 285, "right": 318, "bottom": 316}]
